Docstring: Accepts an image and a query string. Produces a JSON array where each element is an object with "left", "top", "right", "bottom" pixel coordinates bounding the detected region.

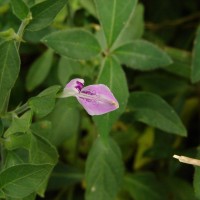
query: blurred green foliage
[{"left": 0, "top": 0, "right": 200, "bottom": 199}]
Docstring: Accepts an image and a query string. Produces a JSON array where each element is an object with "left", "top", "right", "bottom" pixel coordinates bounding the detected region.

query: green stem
[
  {"left": 16, "top": 15, "right": 31, "bottom": 50},
  {"left": 15, "top": 103, "right": 29, "bottom": 115}
]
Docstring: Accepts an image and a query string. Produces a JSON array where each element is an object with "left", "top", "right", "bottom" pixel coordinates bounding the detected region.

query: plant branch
[
  {"left": 146, "top": 12, "right": 200, "bottom": 30},
  {"left": 16, "top": 13, "right": 32, "bottom": 50}
]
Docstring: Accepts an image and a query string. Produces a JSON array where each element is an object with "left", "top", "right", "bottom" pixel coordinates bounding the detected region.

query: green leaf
[
  {"left": 20, "top": 193, "right": 36, "bottom": 200},
  {"left": 28, "top": 85, "right": 61, "bottom": 118},
  {"left": 4, "top": 151, "right": 24, "bottom": 168},
  {"left": 128, "top": 92, "right": 187, "bottom": 136},
  {"left": 47, "top": 98, "right": 80, "bottom": 146},
  {"left": 114, "top": 3, "right": 144, "bottom": 47},
  {"left": 164, "top": 46, "right": 191, "bottom": 79},
  {"left": 4, "top": 132, "right": 31, "bottom": 150},
  {"left": 26, "top": 0, "right": 67, "bottom": 31},
  {"left": 5, "top": 193, "right": 36, "bottom": 200},
  {"left": 58, "top": 56, "right": 82, "bottom": 86},
  {"left": 191, "top": 26, "right": 200, "bottom": 83},
  {"left": 48, "top": 164, "right": 84, "bottom": 190},
  {"left": 29, "top": 133, "right": 58, "bottom": 196},
  {"left": 0, "top": 164, "right": 52, "bottom": 198},
  {"left": 114, "top": 40, "right": 172, "bottom": 70},
  {"left": 0, "top": 190, "right": 5, "bottom": 199},
  {"left": 4, "top": 110, "right": 32, "bottom": 137},
  {"left": 29, "top": 133, "right": 58, "bottom": 165},
  {"left": 124, "top": 172, "right": 166, "bottom": 200},
  {"left": 58, "top": 56, "right": 95, "bottom": 85},
  {"left": 26, "top": 49, "right": 53, "bottom": 91},
  {"left": 10, "top": 0, "right": 30, "bottom": 20},
  {"left": 80, "top": 0, "right": 96, "bottom": 17},
  {"left": 194, "top": 166, "right": 200, "bottom": 200},
  {"left": 0, "top": 41, "right": 20, "bottom": 114},
  {"left": 134, "top": 73, "right": 188, "bottom": 97},
  {"left": 94, "top": 56, "right": 129, "bottom": 137},
  {"left": 31, "top": 120, "right": 52, "bottom": 138},
  {"left": 85, "top": 137, "right": 124, "bottom": 200},
  {"left": 42, "top": 29, "right": 101, "bottom": 60},
  {"left": 94, "top": 0, "right": 137, "bottom": 47}
]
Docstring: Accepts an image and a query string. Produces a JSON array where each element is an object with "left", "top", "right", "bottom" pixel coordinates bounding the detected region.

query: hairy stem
[{"left": 16, "top": 14, "right": 32, "bottom": 50}]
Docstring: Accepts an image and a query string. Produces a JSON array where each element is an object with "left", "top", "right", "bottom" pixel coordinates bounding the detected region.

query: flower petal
[
  {"left": 60, "top": 78, "right": 84, "bottom": 98},
  {"left": 76, "top": 84, "right": 119, "bottom": 115}
]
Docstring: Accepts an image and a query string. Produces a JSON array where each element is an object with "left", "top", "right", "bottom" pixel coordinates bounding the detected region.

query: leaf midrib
[
  {"left": 0, "top": 42, "right": 11, "bottom": 93},
  {"left": 116, "top": 49, "right": 165, "bottom": 62},
  {"left": 108, "top": 0, "right": 116, "bottom": 46},
  {"left": 0, "top": 166, "right": 49, "bottom": 189}
]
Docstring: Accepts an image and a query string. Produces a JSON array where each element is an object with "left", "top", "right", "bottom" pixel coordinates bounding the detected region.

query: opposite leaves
[{"left": 94, "top": 0, "right": 137, "bottom": 47}]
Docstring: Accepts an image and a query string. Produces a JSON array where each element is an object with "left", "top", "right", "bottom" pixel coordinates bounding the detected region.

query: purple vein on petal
[
  {"left": 60, "top": 78, "right": 84, "bottom": 98},
  {"left": 76, "top": 84, "right": 119, "bottom": 115},
  {"left": 75, "top": 80, "right": 84, "bottom": 92}
]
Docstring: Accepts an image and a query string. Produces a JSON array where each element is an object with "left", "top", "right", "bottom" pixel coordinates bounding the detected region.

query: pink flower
[{"left": 60, "top": 78, "right": 119, "bottom": 115}]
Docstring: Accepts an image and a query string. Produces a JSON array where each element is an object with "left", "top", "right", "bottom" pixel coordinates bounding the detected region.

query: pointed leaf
[
  {"left": 93, "top": 57, "right": 129, "bottom": 137},
  {"left": 26, "top": 0, "right": 67, "bottom": 31},
  {"left": 10, "top": 0, "right": 30, "bottom": 20},
  {"left": 4, "top": 110, "right": 32, "bottom": 137},
  {"left": 164, "top": 47, "right": 191, "bottom": 79},
  {"left": 0, "top": 164, "right": 52, "bottom": 198},
  {"left": 85, "top": 137, "right": 124, "bottom": 200},
  {"left": 29, "top": 134, "right": 57, "bottom": 196},
  {"left": 28, "top": 85, "right": 61, "bottom": 118},
  {"left": 58, "top": 56, "right": 82, "bottom": 86},
  {"left": 128, "top": 92, "right": 187, "bottom": 136},
  {"left": 42, "top": 29, "right": 101, "bottom": 60},
  {"left": 47, "top": 99, "right": 80, "bottom": 146},
  {"left": 26, "top": 49, "right": 53, "bottom": 91},
  {"left": 94, "top": 0, "right": 137, "bottom": 47},
  {"left": 114, "top": 40, "right": 172, "bottom": 70},
  {"left": 0, "top": 41, "right": 20, "bottom": 114},
  {"left": 191, "top": 26, "right": 200, "bottom": 83},
  {"left": 29, "top": 133, "right": 58, "bottom": 165},
  {"left": 4, "top": 132, "right": 31, "bottom": 150},
  {"left": 114, "top": 3, "right": 144, "bottom": 47}
]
